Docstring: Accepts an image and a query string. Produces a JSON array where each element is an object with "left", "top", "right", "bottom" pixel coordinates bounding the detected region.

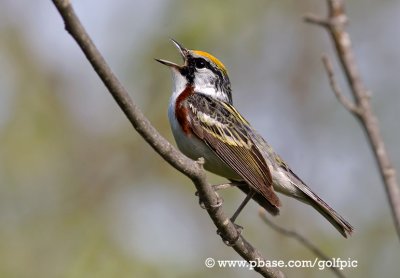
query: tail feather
[
  {"left": 233, "top": 179, "right": 353, "bottom": 238},
  {"left": 285, "top": 169, "right": 354, "bottom": 238},
  {"left": 303, "top": 193, "right": 354, "bottom": 238},
  {"left": 290, "top": 182, "right": 354, "bottom": 238}
]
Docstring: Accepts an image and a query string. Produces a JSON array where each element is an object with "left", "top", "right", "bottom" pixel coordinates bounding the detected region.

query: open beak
[{"left": 155, "top": 39, "right": 188, "bottom": 69}]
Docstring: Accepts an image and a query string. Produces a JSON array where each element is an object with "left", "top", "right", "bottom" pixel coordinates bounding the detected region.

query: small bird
[{"left": 156, "top": 40, "right": 353, "bottom": 238}]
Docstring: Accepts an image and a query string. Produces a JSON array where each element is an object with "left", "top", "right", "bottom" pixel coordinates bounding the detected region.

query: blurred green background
[{"left": 0, "top": 0, "right": 399, "bottom": 277}]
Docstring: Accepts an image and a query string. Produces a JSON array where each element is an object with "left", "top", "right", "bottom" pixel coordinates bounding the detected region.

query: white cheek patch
[
  {"left": 193, "top": 72, "right": 230, "bottom": 103},
  {"left": 194, "top": 70, "right": 213, "bottom": 88}
]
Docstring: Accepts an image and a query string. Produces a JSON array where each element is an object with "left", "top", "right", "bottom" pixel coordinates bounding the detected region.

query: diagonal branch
[
  {"left": 50, "top": 0, "right": 285, "bottom": 277},
  {"left": 305, "top": 0, "right": 400, "bottom": 239}
]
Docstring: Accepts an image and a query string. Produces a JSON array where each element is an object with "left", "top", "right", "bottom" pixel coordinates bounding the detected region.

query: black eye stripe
[
  {"left": 196, "top": 59, "right": 223, "bottom": 77},
  {"left": 195, "top": 58, "right": 207, "bottom": 69}
]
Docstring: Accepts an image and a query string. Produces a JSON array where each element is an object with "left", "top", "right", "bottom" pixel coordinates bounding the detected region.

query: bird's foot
[
  {"left": 217, "top": 221, "right": 243, "bottom": 246},
  {"left": 196, "top": 191, "right": 223, "bottom": 210},
  {"left": 212, "top": 182, "right": 236, "bottom": 191}
]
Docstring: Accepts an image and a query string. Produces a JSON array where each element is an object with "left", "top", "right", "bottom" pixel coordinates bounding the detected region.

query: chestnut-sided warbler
[{"left": 156, "top": 40, "right": 353, "bottom": 238}]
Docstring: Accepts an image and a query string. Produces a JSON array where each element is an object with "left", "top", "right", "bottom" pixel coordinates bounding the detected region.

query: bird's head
[{"left": 156, "top": 39, "right": 232, "bottom": 103}]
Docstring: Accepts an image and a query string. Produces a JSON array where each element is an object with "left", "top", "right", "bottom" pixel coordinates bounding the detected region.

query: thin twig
[
  {"left": 304, "top": 14, "right": 330, "bottom": 27},
  {"left": 50, "top": 0, "right": 285, "bottom": 277},
  {"left": 259, "top": 210, "right": 346, "bottom": 278},
  {"left": 305, "top": 0, "right": 400, "bottom": 239},
  {"left": 321, "top": 55, "right": 360, "bottom": 114}
]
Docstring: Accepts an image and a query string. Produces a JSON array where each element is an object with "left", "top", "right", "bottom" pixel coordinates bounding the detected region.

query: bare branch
[
  {"left": 321, "top": 55, "right": 360, "bottom": 114},
  {"left": 306, "top": 0, "right": 400, "bottom": 239},
  {"left": 303, "top": 14, "right": 330, "bottom": 28},
  {"left": 50, "top": 0, "right": 285, "bottom": 277},
  {"left": 259, "top": 210, "right": 346, "bottom": 278}
]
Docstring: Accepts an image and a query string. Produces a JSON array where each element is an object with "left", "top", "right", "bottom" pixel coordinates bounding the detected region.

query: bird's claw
[
  {"left": 196, "top": 157, "right": 205, "bottom": 166},
  {"left": 197, "top": 192, "right": 223, "bottom": 210}
]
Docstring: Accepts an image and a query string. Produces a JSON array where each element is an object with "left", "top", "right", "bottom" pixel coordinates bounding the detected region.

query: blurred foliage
[{"left": 0, "top": 0, "right": 399, "bottom": 277}]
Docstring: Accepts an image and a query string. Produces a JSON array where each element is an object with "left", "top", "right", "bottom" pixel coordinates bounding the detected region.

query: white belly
[{"left": 168, "top": 104, "right": 241, "bottom": 180}]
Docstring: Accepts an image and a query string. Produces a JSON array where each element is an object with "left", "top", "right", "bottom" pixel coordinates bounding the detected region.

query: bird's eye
[{"left": 195, "top": 58, "right": 206, "bottom": 69}]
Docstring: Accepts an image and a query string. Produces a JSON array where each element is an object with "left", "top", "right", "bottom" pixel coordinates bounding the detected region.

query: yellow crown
[{"left": 192, "top": 50, "right": 227, "bottom": 75}]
